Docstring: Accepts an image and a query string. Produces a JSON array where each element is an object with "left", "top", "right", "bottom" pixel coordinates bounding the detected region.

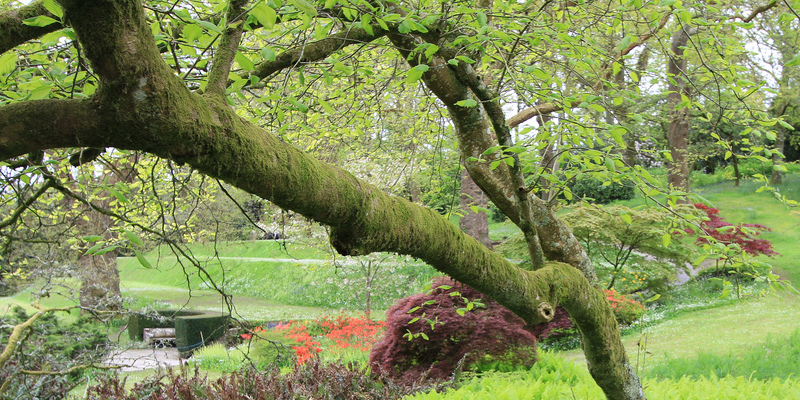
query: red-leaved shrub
[
  {"left": 692, "top": 203, "right": 778, "bottom": 257},
  {"left": 369, "top": 277, "right": 537, "bottom": 384}
]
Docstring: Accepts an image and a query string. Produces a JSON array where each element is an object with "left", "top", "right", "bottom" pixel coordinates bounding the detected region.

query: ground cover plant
[
  {"left": 85, "top": 360, "right": 428, "bottom": 400},
  {"left": 408, "top": 352, "right": 800, "bottom": 400}
]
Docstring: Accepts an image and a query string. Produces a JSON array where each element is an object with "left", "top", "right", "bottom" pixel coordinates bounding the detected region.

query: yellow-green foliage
[{"left": 408, "top": 352, "right": 800, "bottom": 400}]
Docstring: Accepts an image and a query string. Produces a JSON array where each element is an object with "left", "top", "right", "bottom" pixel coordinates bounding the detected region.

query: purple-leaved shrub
[{"left": 369, "top": 276, "right": 538, "bottom": 383}]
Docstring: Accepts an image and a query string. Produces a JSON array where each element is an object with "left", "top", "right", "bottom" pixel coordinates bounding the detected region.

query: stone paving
[{"left": 104, "top": 347, "right": 184, "bottom": 372}]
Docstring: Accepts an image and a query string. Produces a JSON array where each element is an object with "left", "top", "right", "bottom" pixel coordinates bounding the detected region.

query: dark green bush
[
  {"left": 568, "top": 177, "right": 635, "bottom": 204},
  {"left": 0, "top": 306, "right": 109, "bottom": 400}
]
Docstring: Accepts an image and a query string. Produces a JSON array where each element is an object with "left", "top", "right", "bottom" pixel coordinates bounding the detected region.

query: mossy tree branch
[
  {"left": 0, "top": 0, "right": 62, "bottom": 54},
  {"left": 205, "top": 0, "right": 248, "bottom": 97}
]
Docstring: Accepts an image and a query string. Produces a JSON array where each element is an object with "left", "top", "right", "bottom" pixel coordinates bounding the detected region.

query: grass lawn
[
  {"left": 560, "top": 293, "right": 800, "bottom": 373},
  {"left": 120, "top": 280, "right": 357, "bottom": 321}
]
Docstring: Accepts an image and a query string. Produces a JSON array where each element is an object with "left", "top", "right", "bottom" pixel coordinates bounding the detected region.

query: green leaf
[
  {"left": 22, "top": 16, "right": 59, "bottom": 27},
  {"left": 251, "top": 3, "right": 277, "bottom": 29},
  {"left": 724, "top": 151, "right": 732, "bottom": 160},
  {"left": 424, "top": 44, "right": 439, "bottom": 60},
  {"left": 589, "top": 104, "right": 606, "bottom": 113},
  {"left": 360, "top": 14, "right": 374, "bottom": 36},
  {"left": 318, "top": 99, "right": 335, "bottom": 114},
  {"left": 182, "top": 24, "right": 203, "bottom": 42},
  {"left": 604, "top": 157, "right": 616, "bottom": 173},
  {"left": 82, "top": 235, "right": 104, "bottom": 242},
  {"left": 124, "top": 230, "right": 144, "bottom": 246},
  {"left": 456, "top": 308, "right": 466, "bottom": 316},
  {"left": 777, "top": 119, "right": 794, "bottom": 130},
  {"left": 620, "top": 214, "right": 632, "bottom": 224},
  {"left": 662, "top": 233, "right": 671, "bottom": 247},
  {"left": 610, "top": 126, "right": 627, "bottom": 147},
  {"left": 406, "top": 64, "right": 428, "bottom": 84},
  {"left": 532, "top": 68, "right": 550, "bottom": 81},
  {"left": 109, "top": 187, "right": 129, "bottom": 204},
  {"left": 235, "top": 52, "right": 255, "bottom": 71},
  {"left": 135, "top": 250, "right": 153, "bottom": 269},
  {"left": 94, "top": 245, "right": 119, "bottom": 256},
  {"left": 261, "top": 47, "right": 276, "bottom": 61},
  {"left": 786, "top": 53, "right": 800, "bottom": 67},
  {"left": 644, "top": 293, "right": 661, "bottom": 303},
  {"left": 85, "top": 242, "right": 104, "bottom": 256},
  {"left": 27, "top": 83, "right": 51, "bottom": 100},
  {"left": 43, "top": 0, "right": 63, "bottom": 18},
  {"left": 0, "top": 52, "right": 16, "bottom": 75},
  {"left": 197, "top": 20, "right": 222, "bottom": 33},
  {"left": 287, "top": 0, "right": 318, "bottom": 16},
  {"left": 455, "top": 98, "right": 478, "bottom": 108},
  {"left": 477, "top": 12, "right": 488, "bottom": 26}
]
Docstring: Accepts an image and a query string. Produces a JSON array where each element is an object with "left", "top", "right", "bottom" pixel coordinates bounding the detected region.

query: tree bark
[
  {"left": 459, "top": 170, "right": 493, "bottom": 249},
  {"left": 667, "top": 28, "right": 691, "bottom": 194}
]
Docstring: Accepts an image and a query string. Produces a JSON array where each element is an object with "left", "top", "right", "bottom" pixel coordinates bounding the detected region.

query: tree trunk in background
[
  {"left": 667, "top": 29, "right": 691, "bottom": 194},
  {"left": 770, "top": 127, "right": 786, "bottom": 185},
  {"left": 459, "top": 169, "right": 493, "bottom": 249},
  {"left": 537, "top": 115, "right": 557, "bottom": 202},
  {"left": 77, "top": 163, "right": 133, "bottom": 313}
]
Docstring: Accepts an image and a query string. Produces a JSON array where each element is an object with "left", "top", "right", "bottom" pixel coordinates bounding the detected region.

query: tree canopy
[{"left": 0, "top": 0, "right": 798, "bottom": 398}]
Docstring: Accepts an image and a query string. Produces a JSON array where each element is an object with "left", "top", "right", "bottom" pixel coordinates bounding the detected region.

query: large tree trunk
[
  {"left": 667, "top": 28, "right": 691, "bottom": 194},
  {"left": 0, "top": 1, "right": 644, "bottom": 398}
]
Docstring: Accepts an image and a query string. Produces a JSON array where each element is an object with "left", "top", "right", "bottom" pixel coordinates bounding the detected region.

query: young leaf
[
  {"left": 23, "top": 16, "right": 59, "bottom": 27},
  {"left": 82, "top": 235, "right": 104, "bottom": 242},
  {"left": 43, "top": 0, "right": 63, "bottom": 19},
  {"left": 135, "top": 250, "right": 153, "bottom": 269},
  {"left": 124, "top": 230, "right": 144, "bottom": 246},
  {"left": 85, "top": 242, "right": 104, "bottom": 255},
  {"left": 288, "top": 0, "right": 319, "bottom": 17},
  {"left": 455, "top": 99, "right": 478, "bottom": 108},
  {"left": 0, "top": 52, "right": 17, "bottom": 75},
  {"left": 251, "top": 3, "right": 277, "bottom": 29}
]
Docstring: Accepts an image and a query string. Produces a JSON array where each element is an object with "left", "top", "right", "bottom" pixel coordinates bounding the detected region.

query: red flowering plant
[
  {"left": 603, "top": 289, "right": 646, "bottom": 325},
  {"left": 242, "top": 314, "right": 385, "bottom": 366}
]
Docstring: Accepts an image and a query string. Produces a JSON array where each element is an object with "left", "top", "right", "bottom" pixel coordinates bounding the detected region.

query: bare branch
[
  {"left": 0, "top": 0, "right": 62, "bottom": 54},
  {"left": 507, "top": 12, "right": 673, "bottom": 128},
  {"left": 735, "top": 0, "right": 779, "bottom": 22},
  {"left": 250, "top": 25, "right": 388, "bottom": 82}
]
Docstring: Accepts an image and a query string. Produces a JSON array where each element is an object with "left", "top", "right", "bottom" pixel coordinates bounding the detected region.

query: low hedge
[{"left": 128, "top": 309, "right": 229, "bottom": 357}]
